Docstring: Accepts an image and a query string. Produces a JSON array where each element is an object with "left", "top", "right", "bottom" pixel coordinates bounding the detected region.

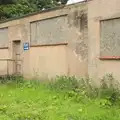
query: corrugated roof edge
[{"left": 0, "top": 1, "right": 87, "bottom": 24}]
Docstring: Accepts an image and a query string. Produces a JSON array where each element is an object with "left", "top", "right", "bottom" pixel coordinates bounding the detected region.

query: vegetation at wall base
[{"left": 0, "top": 74, "right": 120, "bottom": 119}]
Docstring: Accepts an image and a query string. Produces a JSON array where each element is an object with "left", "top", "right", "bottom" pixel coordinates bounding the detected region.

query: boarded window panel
[
  {"left": 0, "top": 28, "right": 8, "bottom": 47},
  {"left": 100, "top": 19, "right": 120, "bottom": 57},
  {"left": 30, "top": 16, "right": 69, "bottom": 45}
]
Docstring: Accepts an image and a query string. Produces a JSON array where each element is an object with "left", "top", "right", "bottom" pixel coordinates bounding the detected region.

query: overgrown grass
[{"left": 0, "top": 75, "right": 120, "bottom": 120}]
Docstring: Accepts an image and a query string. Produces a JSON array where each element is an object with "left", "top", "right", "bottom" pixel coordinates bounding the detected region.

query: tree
[
  {"left": 0, "top": 0, "right": 68, "bottom": 21},
  {"left": 0, "top": 0, "right": 16, "bottom": 5},
  {"left": 61, "top": 0, "right": 68, "bottom": 4}
]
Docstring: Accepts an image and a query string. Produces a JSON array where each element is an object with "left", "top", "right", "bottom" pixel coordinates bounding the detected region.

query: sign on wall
[{"left": 23, "top": 43, "right": 29, "bottom": 50}]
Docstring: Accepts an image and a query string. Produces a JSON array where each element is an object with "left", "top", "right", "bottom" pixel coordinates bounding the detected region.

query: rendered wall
[
  {"left": 29, "top": 2, "right": 88, "bottom": 78},
  {"left": 29, "top": 45, "right": 68, "bottom": 79},
  {"left": 30, "top": 3, "right": 88, "bottom": 77},
  {"left": 0, "top": 27, "right": 9, "bottom": 75},
  {"left": 0, "top": 49, "right": 9, "bottom": 75},
  {"left": 0, "top": 2, "right": 88, "bottom": 79},
  {"left": 31, "top": 16, "right": 68, "bottom": 45},
  {"left": 0, "top": 28, "right": 8, "bottom": 48},
  {"left": 88, "top": 0, "right": 120, "bottom": 83},
  {"left": 67, "top": 11, "right": 88, "bottom": 77},
  {"left": 100, "top": 18, "right": 120, "bottom": 57}
]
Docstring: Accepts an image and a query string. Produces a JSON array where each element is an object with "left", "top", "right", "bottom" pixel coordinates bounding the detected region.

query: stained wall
[{"left": 0, "top": 2, "right": 88, "bottom": 79}]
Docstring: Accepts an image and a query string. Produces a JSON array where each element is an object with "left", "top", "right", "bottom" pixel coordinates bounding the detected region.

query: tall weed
[{"left": 49, "top": 75, "right": 120, "bottom": 106}]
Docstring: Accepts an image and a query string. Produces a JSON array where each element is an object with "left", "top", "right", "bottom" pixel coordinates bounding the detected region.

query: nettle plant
[
  {"left": 49, "top": 74, "right": 120, "bottom": 106},
  {"left": 99, "top": 74, "right": 120, "bottom": 106}
]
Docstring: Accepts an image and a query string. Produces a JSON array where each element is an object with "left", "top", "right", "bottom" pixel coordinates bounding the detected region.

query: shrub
[
  {"left": 48, "top": 75, "right": 120, "bottom": 106},
  {"left": 0, "top": 74, "right": 120, "bottom": 106},
  {"left": 49, "top": 76, "right": 80, "bottom": 91},
  {"left": 0, "top": 75, "right": 24, "bottom": 84},
  {"left": 99, "top": 74, "right": 120, "bottom": 105}
]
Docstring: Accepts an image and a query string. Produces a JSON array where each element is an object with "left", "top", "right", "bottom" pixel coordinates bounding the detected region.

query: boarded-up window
[
  {"left": 30, "top": 15, "right": 69, "bottom": 45},
  {"left": 100, "top": 18, "right": 120, "bottom": 57},
  {"left": 0, "top": 27, "right": 8, "bottom": 48}
]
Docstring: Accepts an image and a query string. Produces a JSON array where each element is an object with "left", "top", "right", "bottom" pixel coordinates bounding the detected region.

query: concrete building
[
  {"left": 87, "top": 0, "right": 120, "bottom": 83},
  {"left": 0, "top": 0, "right": 120, "bottom": 81}
]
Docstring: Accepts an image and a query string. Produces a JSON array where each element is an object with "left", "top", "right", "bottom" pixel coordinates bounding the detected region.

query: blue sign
[{"left": 24, "top": 43, "right": 29, "bottom": 50}]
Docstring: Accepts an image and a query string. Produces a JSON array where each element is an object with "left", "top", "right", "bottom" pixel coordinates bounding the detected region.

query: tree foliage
[
  {"left": 0, "top": 0, "right": 68, "bottom": 21},
  {"left": 0, "top": 0, "right": 16, "bottom": 5}
]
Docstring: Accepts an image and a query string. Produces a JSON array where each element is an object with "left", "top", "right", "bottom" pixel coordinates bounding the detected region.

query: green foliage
[
  {"left": 49, "top": 75, "right": 120, "bottom": 106},
  {"left": 0, "top": 0, "right": 68, "bottom": 21},
  {"left": 49, "top": 76, "right": 98, "bottom": 99},
  {"left": 0, "top": 75, "right": 24, "bottom": 84},
  {"left": 99, "top": 74, "right": 120, "bottom": 106},
  {"left": 0, "top": 3, "right": 35, "bottom": 20},
  {"left": 32, "top": 0, "right": 57, "bottom": 10},
  {"left": 0, "top": 0, "right": 16, "bottom": 5},
  {"left": 49, "top": 76, "right": 80, "bottom": 91},
  {"left": 0, "top": 75, "right": 119, "bottom": 119}
]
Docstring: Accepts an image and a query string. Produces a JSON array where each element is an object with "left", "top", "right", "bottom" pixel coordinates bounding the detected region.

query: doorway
[{"left": 13, "top": 41, "right": 22, "bottom": 75}]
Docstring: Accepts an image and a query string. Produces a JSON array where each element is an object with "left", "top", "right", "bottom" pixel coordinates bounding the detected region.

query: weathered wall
[
  {"left": 0, "top": 27, "right": 9, "bottom": 75},
  {"left": 2, "top": 0, "right": 120, "bottom": 81},
  {"left": 67, "top": 10, "right": 88, "bottom": 77},
  {"left": 88, "top": 0, "right": 120, "bottom": 83},
  {"left": 0, "top": 49, "right": 9, "bottom": 75},
  {"left": 30, "top": 3, "right": 88, "bottom": 77},
  {"left": 0, "top": 2, "right": 88, "bottom": 78},
  {"left": 100, "top": 18, "right": 120, "bottom": 57},
  {"left": 29, "top": 45, "right": 68, "bottom": 79},
  {"left": 31, "top": 15, "right": 68, "bottom": 45},
  {"left": 0, "top": 28, "right": 8, "bottom": 48}
]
